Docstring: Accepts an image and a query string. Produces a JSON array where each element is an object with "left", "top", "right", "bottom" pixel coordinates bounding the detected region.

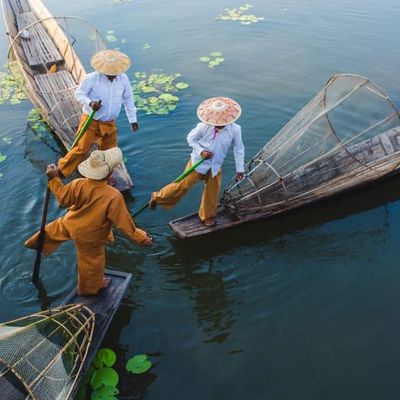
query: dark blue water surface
[{"left": 1, "top": 0, "right": 400, "bottom": 398}]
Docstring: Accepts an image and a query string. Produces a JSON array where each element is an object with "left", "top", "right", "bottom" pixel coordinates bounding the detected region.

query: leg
[
  {"left": 74, "top": 240, "right": 106, "bottom": 296},
  {"left": 57, "top": 114, "right": 100, "bottom": 177},
  {"left": 25, "top": 218, "right": 71, "bottom": 256},
  {"left": 98, "top": 120, "right": 117, "bottom": 150},
  {"left": 152, "top": 161, "right": 203, "bottom": 209},
  {"left": 198, "top": 169, "right": 222, "bottom": 222}
]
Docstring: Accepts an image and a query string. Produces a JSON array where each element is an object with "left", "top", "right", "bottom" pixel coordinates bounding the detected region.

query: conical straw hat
[
  {"left": 91, "top": 50, "right": 131, "bottom": 75},
  {"left": 78, "top": 147, "right": 123, "bottom": 180},
  {"left": 197, "top": 97, "right": 241, "bottom": 126}
]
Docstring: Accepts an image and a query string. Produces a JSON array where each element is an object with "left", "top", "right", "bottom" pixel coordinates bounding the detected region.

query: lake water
[{"left": 1, "top": 0, "right": 400, "bottom": 398}]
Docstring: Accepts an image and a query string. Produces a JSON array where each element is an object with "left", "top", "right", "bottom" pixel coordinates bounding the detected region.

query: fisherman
[
  {"left": 149, "top": 97, "right": 245, "bottom": 226},
  {"left": 26, "top": 147, "right": 153, "bottom": 296},
  {"left": 58, "top": 49, "right": 138, "bottom": 178}
]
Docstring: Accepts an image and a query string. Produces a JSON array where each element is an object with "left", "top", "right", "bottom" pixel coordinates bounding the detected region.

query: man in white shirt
[
  {"left": 149, "top": 97, "right": 245, "bottom": 226},
  {"left": 58, "top": 49, "right": 138, "bottom": 177}
]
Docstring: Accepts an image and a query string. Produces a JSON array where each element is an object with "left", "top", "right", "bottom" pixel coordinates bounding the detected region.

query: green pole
[
  {"left": 69, "top": 108, "right": 97, "bottom": 150},
  {"left": 132, "top": 157, "right": 206, "bottom": 218}
]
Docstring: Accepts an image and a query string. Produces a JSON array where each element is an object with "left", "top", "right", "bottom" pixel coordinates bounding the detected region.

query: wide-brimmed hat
[
  {"left": 91, "top": 50, "right": 131, "bottom": 75},
  {"left": 78, "top": 147, "right": 122, "bottom": 180},
  {"left": 197, "top": 97, "right": 241, "bottom": 126}
]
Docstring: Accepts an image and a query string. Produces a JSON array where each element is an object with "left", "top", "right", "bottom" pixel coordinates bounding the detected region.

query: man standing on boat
[
  {"left": 58, "top": 49, "right": 138, "bottom": 178},
  {"left": 26, "top": 147, "right": 153, "bottom": 296},
  {"left": 148, "top": 97, "right": 245, "bottom": 227}
]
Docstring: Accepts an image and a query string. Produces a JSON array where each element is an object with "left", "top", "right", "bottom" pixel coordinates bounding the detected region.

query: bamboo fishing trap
[
  {"left": 222, "top": 74, "right": 400, "bottom": 216},
  {"left": 0, "top": 304, "right": 95, "bottom": 400}
]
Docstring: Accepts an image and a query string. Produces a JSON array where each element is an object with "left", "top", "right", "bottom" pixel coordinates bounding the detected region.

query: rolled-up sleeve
[
  {"left": 48, "top": 178, "right": 81, "bottom": 208},
  {"left": 233, "top": 126, "right": 245, "bottom": 172},
  {"left": 122, "top": 75, "right": 137, "bottom": 123}
]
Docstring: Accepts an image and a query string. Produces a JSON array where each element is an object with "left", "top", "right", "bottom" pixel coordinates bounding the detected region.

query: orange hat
[{"left": 197, "top": 97, "right": 241, "bottom": 126}]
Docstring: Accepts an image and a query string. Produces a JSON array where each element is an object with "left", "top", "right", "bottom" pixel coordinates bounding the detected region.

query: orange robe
[
  {"left": 25, "top": 177, "right": 147, "bottom": 295},
  {"left": 58, "top": 113, "right": 117, "bottom": 177}
]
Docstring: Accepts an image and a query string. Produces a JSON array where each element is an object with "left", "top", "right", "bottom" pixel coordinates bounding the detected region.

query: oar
[
  {"left": 132, "top": 157, "right": 206, "bottom": 218},
  {"left": 32, "top": 108, "right": 98, "bottom": 283}
]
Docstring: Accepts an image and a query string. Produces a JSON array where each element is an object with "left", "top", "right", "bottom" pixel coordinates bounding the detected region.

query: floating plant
[
  {"left": 108, "top": 0, "right": 133, "bottom": 4},
  {"left": 132, "top": 71, "right": 189, "bottom": 115},
  {"left": 0, "top": 153, "right": 7, "bottom": 163},
  {"left": 142, "top": 43, "right": 151, "bottom": 50},
  {"left": 0, "top": 69, "right": 27, "bottom": 105},
  {"left": 216, "top": 4, "right": 264, "bottom": 25},
  {"left": 27, "top": 109, "right": 53, "bottom": 142},
  {"left": 199, "top": 51, "right": 225, "bottom": 68},
  {"left": 105, "top": 30, "right": 117, "bottom": 42},
  {"left": 126, "top": 354, "right": 152, "bottom": 374},
  {"left": 2, "top": 136, "right": 12, "bottom": 145}
]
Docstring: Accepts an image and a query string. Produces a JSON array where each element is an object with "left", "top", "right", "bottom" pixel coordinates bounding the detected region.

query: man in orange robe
[{"left": 26, "top": 147, "right": 153, "bottom": 295}]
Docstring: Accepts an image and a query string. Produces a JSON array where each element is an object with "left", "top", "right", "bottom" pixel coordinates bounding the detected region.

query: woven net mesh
[
  {"left": 222, "top": 74, "right": 400, "bottom": 215},
  {"left": 0, "top": 304, "right": 94, "bottom": 400}
]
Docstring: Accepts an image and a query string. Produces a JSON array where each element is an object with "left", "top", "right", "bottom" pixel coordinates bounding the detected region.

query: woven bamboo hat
[
  {"left": 78, "top": 147, "right": 122, "bottom": 180},
  {"left": 91, "top": 50, "right": 131, "bottom": 75},
  {"left": 197, "top": 97, "right": 241, "bottom": 126}
]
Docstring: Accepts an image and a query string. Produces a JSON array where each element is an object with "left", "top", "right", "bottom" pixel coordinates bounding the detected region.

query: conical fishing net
[
  {"left": 222, "top": 74, "right": 400, "bottom": 215},
  {"left": 0, "top": 304, "right": 95, "bottom": 400}
]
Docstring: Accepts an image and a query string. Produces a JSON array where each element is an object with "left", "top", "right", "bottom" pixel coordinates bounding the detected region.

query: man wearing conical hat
[
  {"left": 26, "top": 148, "right": 153, "bottom": 296},
  {"left": 58, "top": 50, "right": 139, "bottom": 178},
  {"left": 149, "top": 97, "right": 245, "bottom": 226}
]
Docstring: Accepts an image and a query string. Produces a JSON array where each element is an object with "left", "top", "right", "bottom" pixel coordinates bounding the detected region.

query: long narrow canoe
[{"left": 1, "top": 0, "right": 133, "bottom": 191}]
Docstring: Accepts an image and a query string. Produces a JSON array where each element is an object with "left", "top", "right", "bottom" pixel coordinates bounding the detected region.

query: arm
[
  {"left": 108, "top": 194, "right": 151, "bottom": 245},
  {"left": 48, "top": 177, "right": 81, "bottom": 208},
  {"left": 187, "top": 123, "right": 207, "bottom": 157},
  {"left": 233, "top": 126, "right": 245, "bottom": 175},
  {"left": 75, "top": 74, "right": 94, "bottom": 107},
  {"left": 122, "top": 75, "right": 138, "bottom": 130}
]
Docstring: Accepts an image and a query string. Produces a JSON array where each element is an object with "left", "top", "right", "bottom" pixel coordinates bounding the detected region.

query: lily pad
[
  {"left": 142, "top": 43, "right": 151, "bottom": 50},
  {"left": 90, "top": 367, "right": 119, "bottom": 391},
  {"left": 91, "top": 385, "right": 119, "bottom": 400},
  {"left": 199, "top": 56, "right": 210, "bottom": 62},
  {"left": 0, "top": 69, "right": 27, "bottom": 105},
  {"left": 0, "top": 153, "right": 7, "bottom": 163},
  {"left": 210, "top": 51, "right": 222, "bottom": 57},
  {"left": 2, "top": 136, "right": 12, "bottom": 145},
  {"left": 175, "top": 82, "right": 189, "bottom": 90},
  {"left": 126, "top": 354, "right": 152, "bottom": 374},
  {"left": 0, "top": 172, "right": 3, "bottom": 179},
  {"left": 216, "top": 4, "right": 264, "bottom": 25},
  {"left": 93, "top": 348, "right": 117, "bottom": 368},
  {"left": 159, "top": 93, "right": 179, "bottom": 102}
]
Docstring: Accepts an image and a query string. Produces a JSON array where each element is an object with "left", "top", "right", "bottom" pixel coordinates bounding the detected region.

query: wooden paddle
[
  {"left": 32, "top": 108, "right": 98, "bottom": 283},
  {"left": 132, "top": 157, "right": 206, "bottom": 218}
]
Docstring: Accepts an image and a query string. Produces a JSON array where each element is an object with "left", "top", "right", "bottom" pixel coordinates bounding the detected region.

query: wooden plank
[
  {"left": 379, "top": 132, "right": 395, "bottom": 155},
  {"left": 62, "top": 269, "right": 132, "bottom": 399}
]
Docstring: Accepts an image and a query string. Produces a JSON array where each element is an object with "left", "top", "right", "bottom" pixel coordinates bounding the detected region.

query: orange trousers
[
  {"left": 153, "top": 161, "right": 222, "bottom": 221},
  {"left": 25, "top": 218, "right": 106, "bottom": 296},
  {"left": 58, "top": 114, "right": 117, "bottom": 177}
]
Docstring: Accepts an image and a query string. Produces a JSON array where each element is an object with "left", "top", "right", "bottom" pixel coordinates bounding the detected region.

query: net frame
[
  {"left": 0, "top": 304, "right": 95, "bottom": 400},
  {"left": 222, "top": 74, "right": 400, "bottom": 215}
]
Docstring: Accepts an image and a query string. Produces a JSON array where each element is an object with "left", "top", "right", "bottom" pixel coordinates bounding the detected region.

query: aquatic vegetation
[
  {"left": 132, "top": 71, "right": 190, "bottom": 115},
  {"left": 216, "top": 4, "right": 264, "bottom": 25},
  {"left": 142, "top": 43, "right": 151, "bottom": 50},
  {"left": 27, "top": 109, "right": 54, "bottom": 142},
  {"left": 93, "top": 348, "right": 117, "bottom": 368},
  {"left": 2, "top": 136, "right": 12, "bottom": 145},
  {"left": 126, "top": 354, "right": 152, "bottom": 374},
  {"left": 199, "top": 51, "right": 225, "bottom": 68},
  {"left": 0, "top": 69, "right": 27, "bottom": 105},
  {"left": 108, "top": 0, "right": 133, "bottom": 4},
  {"left": 0, "top": 153, "right": 7, "bottom": 163},
  {"left": 90, "top": 367, "right": 119, "bottom": 390},
  {"left": 105, "top": 30, "right": 117, "bottom": 42}
]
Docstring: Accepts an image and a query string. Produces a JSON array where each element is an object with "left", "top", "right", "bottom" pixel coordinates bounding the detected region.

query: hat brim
[
  {"left": 197, "top": 97, "right": 242, "bottom": 126},
  {"left": 78, "top": 160, "right": 110, "bottom": 180},
  {"left": 91, "top": 50, "right": 131, "bottom": 75}
]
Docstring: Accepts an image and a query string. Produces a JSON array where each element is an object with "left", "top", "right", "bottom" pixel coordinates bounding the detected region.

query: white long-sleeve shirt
[
  {"left": 75, "top": 72, "right": 137, "bottom": 123},
  {"left": 187, "top": 122, "right": 245, "bottom": 177}
]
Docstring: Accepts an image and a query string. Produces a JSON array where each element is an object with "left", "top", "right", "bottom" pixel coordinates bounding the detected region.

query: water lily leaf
[
  {"left": 199, "top": 56, "right": 210, "bottom": 62},
  {"left": 2, "top": 137, "right": 12, "bottom": 144},
  {"left": 142, "top": 43, "right": 151, "bottom": 50},
  {"left": 93, "top": 348, "right": 117, "bottom": 368},
  {"left": 216, "top": 4, "right": 263, "bottom": 24},
  {"left": 0, "top": 153, "right": 7, "bottom": 163},
  {"left": 106, "top": 34, "right": 117, "bottom": 42},
  {"left": 0, "top": 172, "right": 3, "bottom": 178},
  {"left": 208, "top": 60, "right": 219, "bottom": 67},
  {"left": 141, "top": 86, "right": 156, "bottom": 93},
  {"left": 90, "top": 367, "right": 119, "bottom": 390},
  {"left": 126, "top": 355, "right": 152, "bottom": 374},
  {"left": 91, "top": 385, "right": 119, "bottom": 400},
  {"left": 214, "top": 57, "right": 225, "bottom": 63},
  {"left": 159, "top": 93, "right": 179, "bottom": 102},
  {"left": 175, "top": 82, "right": 189, "bottom": 89},
  {"left": 210, "top": 51, "right": 222, "bottom": 57}
]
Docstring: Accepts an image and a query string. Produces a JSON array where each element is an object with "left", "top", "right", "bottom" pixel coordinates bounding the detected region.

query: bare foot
[{"left": 103, "top": 277, "right": 112, "bottom": 289}]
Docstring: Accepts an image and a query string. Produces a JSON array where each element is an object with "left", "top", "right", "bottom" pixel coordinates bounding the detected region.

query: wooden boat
[
  {"left": 170, "top": 74, "right": 400, "bottom": 238},
  {"left": 0, "top": 269, "right": 131, "bottom": 399},
  {"left": 1, "top": 0, "right": 133, "bottom": 191}
]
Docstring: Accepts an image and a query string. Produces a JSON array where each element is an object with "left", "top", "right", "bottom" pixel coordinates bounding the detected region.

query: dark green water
[{"left": 1, "top": 0, "right": 400, "bottom": 398}]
